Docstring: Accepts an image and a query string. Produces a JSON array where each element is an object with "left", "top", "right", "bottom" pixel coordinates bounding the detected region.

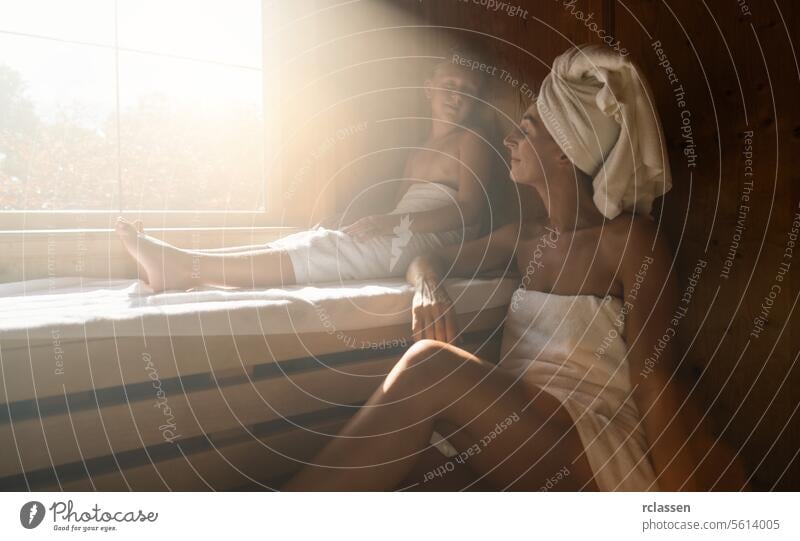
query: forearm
[
  {"left": 621, "top": 224, "right": 703, "bottom": 490},
  {"left": 635, "top": 378, "right": 700, "bottom": 491},
  {"left": 403, "top": 202, "right": 481, "bottom": 234},
  {"left": 407, "top": 222, "right": 516, "bottom": 283}
]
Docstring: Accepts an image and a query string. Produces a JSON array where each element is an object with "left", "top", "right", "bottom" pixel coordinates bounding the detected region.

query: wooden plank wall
[
  {"left": 612, "top": 0, "right": 800, "bottom": 491},
  {"left": 380, "top": 0, "right": 799, "bottom": 489}
]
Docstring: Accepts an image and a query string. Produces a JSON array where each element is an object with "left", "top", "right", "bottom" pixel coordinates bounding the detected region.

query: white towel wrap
[
  {"left": 272, "top": 182, "right": 477, "bottom": 284},
  {"left": 536, "top": 44, "right": 672, "bottom": 219},
  {"left": 497, "top": 288, "right": 659, "bottom": 491}
]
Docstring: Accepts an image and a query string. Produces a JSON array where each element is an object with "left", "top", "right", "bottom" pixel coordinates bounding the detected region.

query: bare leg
[
  {"left": 184, "top": 243, "right": 276, "bottom": 254},
  {"left": 131, "top": 221, "right": 149, "bottom": 284},
  {"left": 130, "top": 220, "right": 279, "bottom": 255},
  {"left": 282, "top": 340, "right": 597, "bottom": 491},
  {"left": 116, "top": 218, "right": 296, "bottom": 292}
]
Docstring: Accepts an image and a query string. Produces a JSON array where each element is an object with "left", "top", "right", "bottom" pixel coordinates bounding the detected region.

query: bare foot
[
  {"left": 133, "top": 220, "right": 149, "bottom": 284},
  {"left": 116, "top": 217, "right": 196, "bottom": 293}
]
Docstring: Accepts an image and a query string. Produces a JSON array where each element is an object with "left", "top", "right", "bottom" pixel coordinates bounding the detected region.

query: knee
[
  {"left": 403, "top": 339, "right": 449, "bottom": 367},
  {"left": 401, "top": 339, "right": 460, "bottom": 377},
  {"left": 382, "top": 339, "right": 450, "bottom": 395}
]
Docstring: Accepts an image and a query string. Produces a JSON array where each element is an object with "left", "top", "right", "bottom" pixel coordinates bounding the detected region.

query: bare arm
[
  {"left": 407, "top": 221, "right": 519, "bottom": 281},
  {"left": 405, "top": 223, "right": 519, "bottom": 343},
  {"left": 616, "top": 219, "right": 699, "bottom": 491}
]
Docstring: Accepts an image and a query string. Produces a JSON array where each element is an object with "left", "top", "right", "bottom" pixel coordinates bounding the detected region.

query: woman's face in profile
[
  {"left": 425, "top": 63, "right": 480, "bottom": 126},
  {"left": 504, "top": 104, "right": 563, "bottom": 186}
]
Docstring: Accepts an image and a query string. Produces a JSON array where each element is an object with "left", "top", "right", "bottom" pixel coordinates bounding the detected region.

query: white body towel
[
  {"left": 271, "top": 182, "right": 474, "bottom": 284},
  {"left": 496, "top": 288, "right": 659, "bottom": 491}
]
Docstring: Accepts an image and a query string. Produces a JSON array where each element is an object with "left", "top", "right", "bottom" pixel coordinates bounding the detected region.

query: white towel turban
[{"left": 536, "top": 45, "right": 672, "bottom": 219}]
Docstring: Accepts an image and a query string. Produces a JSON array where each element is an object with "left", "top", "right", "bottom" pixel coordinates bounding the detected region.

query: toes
[{"left": 115, "top": 217, "right": 137, "bottom": 238}]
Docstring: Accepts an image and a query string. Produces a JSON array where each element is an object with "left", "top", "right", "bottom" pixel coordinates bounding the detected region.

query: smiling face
[
  {"left": 503, "top": 103, "right": 567, "bottom": 187},
  {"left": 425, "top": 62, "right": 481, "bottom": 125}
]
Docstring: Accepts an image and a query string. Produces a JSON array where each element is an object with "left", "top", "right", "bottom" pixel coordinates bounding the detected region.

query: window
[{"left": 0, "top": 0, "right": 266, "bottom": 219}]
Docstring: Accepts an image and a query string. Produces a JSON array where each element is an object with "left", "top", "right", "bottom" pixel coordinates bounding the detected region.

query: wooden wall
[
  {"left": 300, "top": 0, "right": 799, "bottom": 489},
  {"left": 611, "top": 0, "right": 800, "bottom": 491}
]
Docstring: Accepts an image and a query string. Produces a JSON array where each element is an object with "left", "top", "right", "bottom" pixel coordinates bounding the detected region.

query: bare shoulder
[
  {"left": 455, "top": 126, "right": 489, "bottom": 153},
  {"left": 601, "top": 213, "right": 674, "bottom": 284},
  {"left": 602, "top": 213, "right": 669, "bottom": 253}
]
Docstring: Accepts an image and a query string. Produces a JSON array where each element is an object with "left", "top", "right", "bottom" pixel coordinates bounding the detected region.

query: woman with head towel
[{"left": 283, "top": 45, "right": 747, "bottom": 491}]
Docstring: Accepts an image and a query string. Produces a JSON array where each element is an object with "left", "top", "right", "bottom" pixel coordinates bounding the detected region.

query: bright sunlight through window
[{"left": 0, "top": 0, "right": 265, "bottom": 212}]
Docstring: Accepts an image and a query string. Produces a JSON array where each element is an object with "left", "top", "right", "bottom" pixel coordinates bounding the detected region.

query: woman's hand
[
  {"left": 341, "top": 214, "right": 400, "bottom": 241},
  {"left": 411, "top": 275, "right": 460, "bottom": 344}
]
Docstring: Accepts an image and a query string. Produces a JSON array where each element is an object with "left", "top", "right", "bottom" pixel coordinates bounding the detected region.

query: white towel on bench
[{"left": 0, "top": 277, "right": 515, "bottom": 340}]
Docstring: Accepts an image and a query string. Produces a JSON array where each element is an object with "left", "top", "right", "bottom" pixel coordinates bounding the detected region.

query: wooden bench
[{"left": 0, "top": 306, "right": 506, "bottom": 490}]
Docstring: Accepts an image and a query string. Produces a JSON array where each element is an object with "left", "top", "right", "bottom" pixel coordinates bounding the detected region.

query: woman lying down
[
  {"left": 116, "top": 56, "right": 492, "bottom": 291},
  {"left": 281, "top": 45, "right": 748, "bottom": 491}
]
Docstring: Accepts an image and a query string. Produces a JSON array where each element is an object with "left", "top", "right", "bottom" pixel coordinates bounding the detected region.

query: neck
[
  {"left": 535, "top": 170, "right": 606, "bottom": 232},
  {"left": 429, "top": 118, "right": 457, "bottom": 139}
]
